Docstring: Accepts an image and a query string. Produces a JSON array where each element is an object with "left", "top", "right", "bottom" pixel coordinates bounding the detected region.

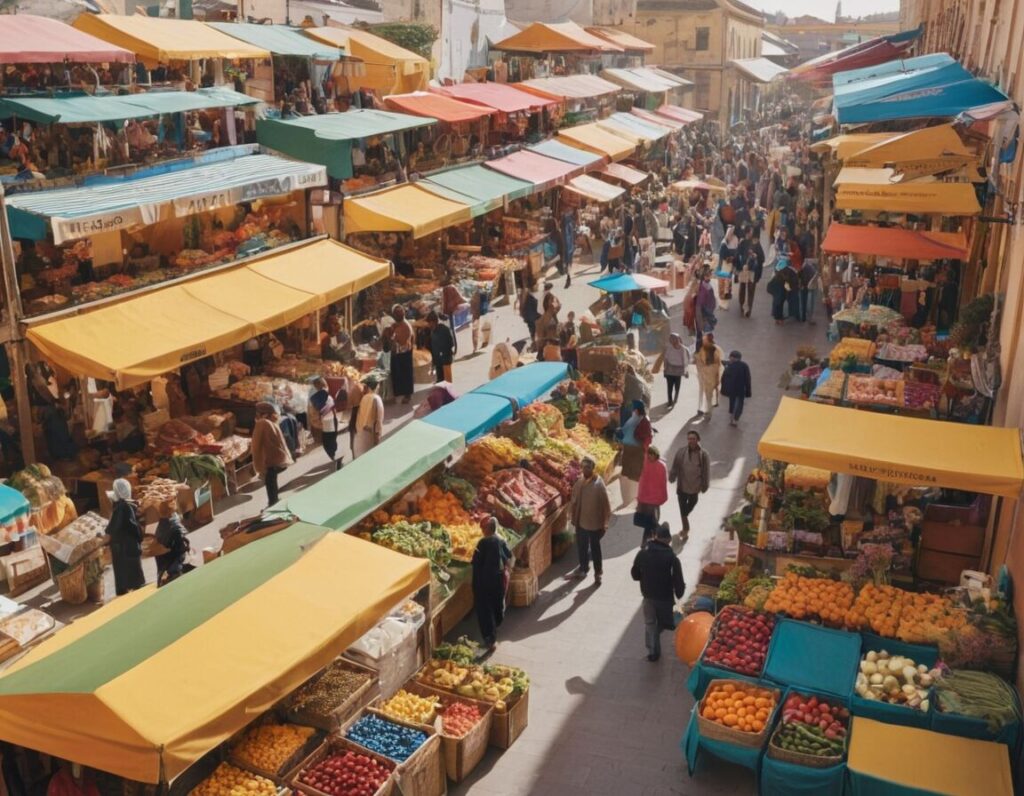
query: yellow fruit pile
[
  {"left": 231, "top": 723, "right": 315, "bottom": 774},
  {"left": 423, "top": 659, "right": 470, "bottom": 689},
  {"left": 378, "top": 689, "right": 440, "bottom": 724},
  {"left": 700, "top": 682, "right": 775, "bottom": 734},
  {"left": 454, "top": 669, "right": 515, "bottom": 703},
  {"left": 763, "top": 573, "right": 855, "bottom": 626},
  {"left": 418, "top": 484, "right": 472, "bottom": 525},
  {"left": 193, "top": 763, "right": 277, "bottom": 796},
  {"left": 447, "top": 523, "right": 484, "bottom": 561},
  {"left": 455, "top": 437, "right": 527, "bottom": 480}
]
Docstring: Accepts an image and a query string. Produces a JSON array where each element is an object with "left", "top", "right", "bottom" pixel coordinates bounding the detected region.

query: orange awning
[
  {"left": 384, "top": 91, "right": 493, "bottom": 123},
  {"left": 821, "top": 223, "right": 969, "bottom": 260},
  {"left": 492, "top": 21, "right": 622, "bottom": 53},
  {"left": 584, "top": 27, "right": 655, "bottom": 52}
]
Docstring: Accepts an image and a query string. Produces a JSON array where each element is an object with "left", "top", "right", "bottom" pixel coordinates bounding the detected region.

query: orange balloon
[{"left": 675, "top": 611, "right": 714, "bottom": 665}]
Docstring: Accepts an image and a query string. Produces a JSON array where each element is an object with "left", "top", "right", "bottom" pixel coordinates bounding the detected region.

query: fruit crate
[
  {"left": 289, "top": 736, "right": 396, "bottom": 796},
  {"left": 402, "top": 680, "right": 494, "bottom": 784},
  {"left": 508, "top": 567, "right": 538, "bottom": 608},
  {"left": 284, "top": 657, "right": 379, "bottom": 732},
  {"left": 490, "top": 687, "right": 529, "bottom": 749},
  {"left": 696, "top": 679, "right": 780, "bottom": 749},
  {"left": 767, "top": 721, "right": 847, "bottom": 768},
  {"left": 226, "top": 717, "right": 324, "bottom": 785},
  {"left": 342, "top": 710, "right": 446, "bottom": 796}
]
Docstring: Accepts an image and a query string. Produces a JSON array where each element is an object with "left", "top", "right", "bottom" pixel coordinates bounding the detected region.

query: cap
[
  {"left": 655, "top": 523, "right": 671, "bottom": 540},
  {"left": 729, "top": 350, "right": 742, "bottom": 359}
]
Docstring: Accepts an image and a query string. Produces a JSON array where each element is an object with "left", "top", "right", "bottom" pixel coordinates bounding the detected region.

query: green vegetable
[
  {"left": 935, "top": 670, "right": 1022, "bottom": 733},
  {"left": 170, "top": 454, "right": 227, "bottom": 488},
  {"left": 435, "top": 636, "right": 480, "bottom": 664}
]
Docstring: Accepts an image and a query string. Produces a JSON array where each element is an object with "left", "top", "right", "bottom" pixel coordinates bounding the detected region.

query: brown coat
[{"left": 251, "top": 417, "right": 293, "bottom": 476}]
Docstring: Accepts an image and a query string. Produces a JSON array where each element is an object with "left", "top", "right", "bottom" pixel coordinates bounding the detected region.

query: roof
[
  {"left": 527, "top": 138, "right": 606, "bottom": 168},
  {"left": 484, "top": 149, "right": 582, "bottom": 190},
  {"left": 384, "top": 91, "right": 493, "bottom": 123},
  {"left": 844, "top": 124, "right": 972, "bottom": 168},
  {"left": 638, "top": 0, "right": 719, "bottom": 11},
  {"left": 7, "top": 148, "right": 326, "bottom": 245},
  {"left": 72, "top": 14, "right": 268, "bottom": 64},
  {"left": 836, "top": 77, "right": 1009, "bottom": 125},
  {"left": 0, "top": 88, "right": 257, "bottom": 126},
  {"left": 601, "top": 67, "right": 681, "bottom": 93},
  {"left": 589, "top": 272, "right": 669, "bottom": 292},
  {"left": 832, "top": 53, "right": 955, "bottom": 87},
  {"left": 492, "top": 21, "right": 623, "bottom": 53},
  {"left": 207, "top": 22, "right": 342, "bottom": 59},
  {"left": 584, "top": 26, "right": 656, "bottom": 52},
  {"left": 435, "top": 82, "right": 556, "bottom": 114},
  {"left": 599, "top": 161, "right": 650, "bottom": 186},
  {"left": 0, "top": 14, "right": 133, "bottom": 64},
  {"left": 420, "top": 164, "right": 534, "bottom": 216},
  {"left": 557, "top": 122, "right": 635, "bottom": 161},
  {"left": 471, "top": 361, "right": 569, "bottom": 406},
  {"left": 26, "top": 239, "right": 388, "bottom": 387},
  {"left": 597, "top": 112, "right": 670, "bottom": 143},
  {"left": 303, "top": 26, "right": 428, "bottom": 94},
  {"left": 731, "top": 57, "right": 789, "bottom": 83},
  {"left": 759, "top": 397, "right": 1023, "bottom": 498},
  {"left": 564, "top": 174, "right": 625, "bottom": 204},
  {"left": 631, "top": 106, "right": 683, "bottom": 130},
  {"left": 834, "top": 60, "right": 972, "bottom": 104},
  {"left": 759, "top": 40, "right": 788, "bottom": 57},
  {"left": 790, "top": 30, "right": 920, "bottom": 84},
  {"left": 821, "top": 223, "right": 968, "bottom": 260},
  {"left": 421, "top": 392, "right": 513, "bottom": 442},
  {"left": 343, "top": 183, "right": 472, "bottom": 238},
  {"left": 0, "top": 524, "right": 429, "bottom": 782},
  {"left": 647, "top": 66, "right": 694, "bottom": 87},
  {"left": 656, "top": 104, "right": 703, "bottom": 124},
  {"left": 519, "top": 74, "right": 621, "bottom": 100}
]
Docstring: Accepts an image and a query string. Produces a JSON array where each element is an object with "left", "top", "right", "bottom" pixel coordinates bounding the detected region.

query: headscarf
[{"left": 108, "top": 478, "right": 133, "bottom": 503}]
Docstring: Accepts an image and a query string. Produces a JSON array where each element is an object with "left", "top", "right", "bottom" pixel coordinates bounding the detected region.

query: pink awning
[
  {"left": 435, "top": 82, "right": 556, "bottom": 114},
  {"left": 0, "top": 14, "right": 134, "bottom": 64},
  {"left": 631, "top": 106, "right": 683, "bottom": 130},
  {"left": 383, "top": 91, "right": 493, "bottom": 123},
  {"left": 483, "top": 150, "right": 579, "bottom": 190},
  {"left": 656, "top": 104, "right": 703, "bottom": 124},
  {"left": 599, "top": 162, "right": 649, "bottom": 186}
]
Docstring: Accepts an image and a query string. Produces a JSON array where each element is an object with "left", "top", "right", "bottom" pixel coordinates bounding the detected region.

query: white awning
[{"left": 731, "top": 57, "right": 789, "bottom": 84}]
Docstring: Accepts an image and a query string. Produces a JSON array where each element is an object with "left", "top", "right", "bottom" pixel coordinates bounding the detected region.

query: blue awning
[
  {"left": 421, "top": 392, "right": 514, "bottom": 441},
  {"left": 836, "top": 78, "right": 1010, "bottom": 124},
  {"left": 832, "top": 53, "right": 955, "bottom": 88},
  {"left": 419, "top": 164, "right": 534, "bottom": 217},
  {"left": 472, "top": 362, "right": 569, "bottom": 408},
  {"left": 588, "top": 272, "right": 669, "bottom": 292},
  {"left": 0, "top": 88, "right": 257, "bottom": 125},
  {"left": 835, "top": 61, "right": 973, "bottom": 106},
  {"left": 527, "top": 138, "right": 605, "bottom": 169}
]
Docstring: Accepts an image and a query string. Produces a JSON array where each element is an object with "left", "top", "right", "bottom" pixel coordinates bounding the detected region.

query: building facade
[
  {"left": 766, "top": 14, "right": 900, "bottom": 61},
  {"left": 903, "top": 0, "right": 1024, "bottom": 693},
  {"left": 626, "top": 0, "right": 764, "bottom": 123}
]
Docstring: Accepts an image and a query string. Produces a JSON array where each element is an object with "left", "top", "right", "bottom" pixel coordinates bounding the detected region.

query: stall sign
[{"left": 50, "top": 205, "right": 159, "bottom": 245}]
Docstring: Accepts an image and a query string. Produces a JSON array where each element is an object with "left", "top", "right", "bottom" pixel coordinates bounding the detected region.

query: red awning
[
  {"left": 631, "top": 106, "right": 683, "bottom": 130},
  {"left": 483, "top": 150, "right": 579, "bottom": 189},
  {"left": 656, "top": 104, "right": 702, "bottom": 124},
  {"left": 0, "top": 14, "right": 134, "bottom": 64},
  {"left": 599, "top": 162, "right": 649, "bottom": 186},
  {"left": 821, "top": 223, "right": 969, "bottom": 261},
  {"left": 434, "top": 82, "right": 556, "bottom": 114},
  {"left": 383, "top": 91, "right": 493, "bottom": 123}
]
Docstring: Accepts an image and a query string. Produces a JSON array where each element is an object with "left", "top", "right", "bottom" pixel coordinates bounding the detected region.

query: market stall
[
  {"left": 528, "top": 138, "right": 606, "bottom": 171},
  {"left": 556, "top": 121, "right": 635, "bottom": 161},
  {"left": 471, "top": 362, "right": 570, "bottom": 408},
  {"left": 302, "top": 25, "right": 430, "bottom": 96},
  {"left": 421, "top": 393, "right": 515, "bottom": 442},
  {"left": 435, "top": 81, "right": 556, "bottom": 144},
  {"left": 384, "top": 91, "right": 495, "bottom": 165},
  {"left": 343, "top": 183, "right": 472, "bottom": 238},
  {"left": 421, "top": 164, "right": 534, "bottom": 217},
  {"left": 655, "top": 104, "right": 703, "bottom": 125}
]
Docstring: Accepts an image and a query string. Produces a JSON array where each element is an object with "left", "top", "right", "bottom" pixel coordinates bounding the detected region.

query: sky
[{"left": 741, "top": 0, "right": 901, "bottom": 22}]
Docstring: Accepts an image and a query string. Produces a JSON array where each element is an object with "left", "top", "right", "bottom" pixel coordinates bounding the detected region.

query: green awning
[
  {"left": 0, "top": 88, "right": 258, "bottom": 126},
  {"left": 420, "top": 164, "right": 534, "bottom": 217},
  {"left": 255, "top": 109, "right": 435, "bottom": 179},
  {"left": 208, "top": 22, "right": 342, "bottom": 59},
  {"left": 275, "top": 420, "right": 464, "bottom": 530}
]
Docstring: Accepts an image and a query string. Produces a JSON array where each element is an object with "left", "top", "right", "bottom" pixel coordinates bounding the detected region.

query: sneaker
[
  {"left": 594, "top": 572, "right": 603, "bottom": 586},
  {"left": 647, "top": 653, "right": 660, "bottom": 662}
]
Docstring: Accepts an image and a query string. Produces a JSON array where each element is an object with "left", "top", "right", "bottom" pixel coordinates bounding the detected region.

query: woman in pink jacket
[{"left": 636, "top": 445, "right": 669, "bottom": 545}]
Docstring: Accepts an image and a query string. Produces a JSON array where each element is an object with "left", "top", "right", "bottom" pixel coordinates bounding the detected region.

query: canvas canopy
[
  {"left": 528, "top": 138, "right": 605, "bottom": 168},
  {"left": 584, "top": 27, "right": 656, "bottom": 52},
  {"left": 758, "top": 398, "right": 1024, "bottom": 498},
  {"left": 834, "top": 180, "right": 981, "bottom": 215},
  {"left": 589, "top": 272, "right": 668, "bottom": 292},
  {"left": 564, "top": 174, "right": 624, "bottom": 203},
  {"left": 519, "top": 74, "right": 621, "bottom": 100},
  {"left": 821, "top": 223, "right": 968, "bottom": 260},
  {"left": 0, "top": 14, "right": 133, "bottom": 64},
  {"left": 343, "top": 183, "right": 472, "bottom": 237},
  {"left": 420, "top": 164, "right": 533, "bottom": 216},
  {"left": 472, "top": 362, "right": 569, "bottom": 407},
  {"left": 0, "top": 523, "right": 429, "bottom": 783},
  {"left": 599, "top": 162, "right": 649, "bottom": 186},
  {"left": 844, "top": 124, "right": 974, "bottom": 169},
  {"left": 810, "top": 133, "right": 895, "bottom": 160},
  {"left": 255, "top": 109, "right": 435, "bottom": 180},
  {"left": 836, "top": 78, "right": 1009, "bottom": 124},
  {"left": 208, "top": 22, "right": 342, "bottom": 59},
  {"left": 26, "top": 239, "right": 389, "bottom": 388},
  {"left": 279, "top": 421, "right": 465, "bottom": 528},
  {"left": 484, "top": 149, "right": 581, "bottom": 189},
  {"left": 6, "top": 149, "right": 326, "bottom": 244},
  {"left": 601, "top": 67, "right": 677, "bottom": 93},
  {"left": 384, "top": 91, "right": 493, "bottom": 123},
  {"left": 731, "top": 57, "right": 788, "bottom": 83},
  {"left": 304, "top": 26, "right": 428, "bottom": 94},
  {"left": 597, "top": 111, "right": 671, "bottom": 142},
  {"left": 656, "top": 104, "right": 703, "bottom": 124},
  {"left": 0, "top": 88, "right": 257, "bottom": 126},
  {"left": 631, "top": 106, "right": 683, "bottom": 130},
  {"left": 436, "top": 82, "right": 555, "bottom": 114},
  {"left": 73, "top": 14, "right": 269, "bottom": 65},
  {"left": 832, "top": 53, "right": 955, "bottom": 88},
  {"left": 492, "top": 21, "right": 622, "bottom": 53},
  {"left": 422, "top": 392, "right": 514, "bottom": 441},
  {"left": 557, "top": 122, "right": 634, "bottom": 161}
]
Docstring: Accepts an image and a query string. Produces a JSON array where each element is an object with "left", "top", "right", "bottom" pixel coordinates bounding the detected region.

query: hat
[
  {"left": 632, "top": 399, "right": 645, "bottom": 411},
  {"left": 729, "top": 350, "right": 742, "bottom": 359},
  {"left": 106, "top": 478, "right": 133, "bottom": 503},
  {"left": 655, "top": 523, "right": 671, "bottom": 540}
]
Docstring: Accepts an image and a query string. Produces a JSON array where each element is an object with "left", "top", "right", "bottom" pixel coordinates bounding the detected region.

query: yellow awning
[
  {"left": 343, "top": 183, "right": 472, "bottom": 238},
  {"left": 845, "top": 124, "right": 972, "bottom": 167},
  {"left": 564, "top": 174, "right": 625, "bottom": 204},
  {"left": 73, "top": 14, "right": 269, "bottom": 65},
  {"left": 809, "top": 133, "right": 893, "bottom": 159},
  {"left": 834, "top": 167, "right": 938, "bottom": 186},
  {"left": 835, "top": 180, "right": 981, "bottom": 215},
  {"left": 304, "top": 26, "right": 428, "bottom": 94},
  {"left": 758, "top": 398, "right": 1024, "bottom": 498},
  {"left": 26, "top": 239, "right": 390, "bottom": 388},
  {"left": 557, "top": 122, "right": 634, "bottom": 161}
]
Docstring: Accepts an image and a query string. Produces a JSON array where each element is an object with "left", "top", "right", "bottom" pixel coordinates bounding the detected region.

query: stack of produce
[
  {"left": 902, "top": 381, "right": 941, "bottom": 411},
  {"left": 420, "top": 659, "right": 527, "bottom": 712},
  {"left": 701, "top": 606, "right": 776, "bottom": 676},
  {"left": 510, "top": 403, "right": 566, "bottom": 449},
  {"left": 297, "top": 750, "right": 392, "bottom": 796},
  {"left": 230, "top": 722, "right": 315, "bottom": 774},
  {"left": 896, "top": 592, "right": 968, "bottom": 644},
  {"left": 454, "top": 436, "right": 527, "bottom": 481},
  {"left": 715, "top": 565, "right": 773, "bottom": 610},
  {"left": 363, "top": 518, "right": 451, "bottom": 569},
  {"left": 828, "top": 338, "right": 875, "bottom": 368},
  {"left": 763, "top": 574, "right": 854, "bottom": 627},
  {"left": 154, "top": 419, "right": 218, "bottom": 454},
  {"left": 345, "top": 714, "right": 428, "bottom": 763},
  {"left": 263, "top": 357, "right": 361, "bottom": 384},
  {"left": 934, "top": 670, "right": 1022, "bottom": 733},
  {"left": 8, "top": 464, "right": 66, "bottom": 508},
  {"left": 812, "top": 370, "right": 846, "bottom": 401},
  {"left": 529, "top": 438, "right": 583, "bottom": 499},
  {"left": 422, "top": 659, "right": 472, "bottom": 690},
  {"left": 377, "top": 689, "right": 440, "bottom": 725},
  {"left": 699, "top": 681, "right": 776, "bottom": 735},
  {"left": 441, "top": 702, "right": 483, "bottom": 737},
  {"left": 474, "top": 468, "right": 561, "bottom": 528},
  {"left": 844, "top": 584, "right": 905, "bottom": 636},
  {"left": 287, "top": 660, "right": 373, "bottom": 721},
  {"left": 135, "top": 478, "right": 185, "bottom": 515},
  {"left": 216, "top": 376, "right": 309, "bottom": 414},
  {"left": 876, "top": 342, "right": 928, "bottom": 363},
  {"left": 853, "top": 650, "right": 937, "bottom": 709},
  {"left": 193, "top": 763, "right": 276, "bottom": 796},
  {"left": 438, "top": 473, "right": 476, "bottom": 509},
  {"left": 772, "top": 693, "right": 849, "bottom": 760},
  {"left": 567, "top": 426, "right": 616, "bottom": 473},
  {"left": 415, "top": 485, "right": 482, "bottom": 562},
  {"left": 846, "top": 376, "right": 903, "bottom": 407}
]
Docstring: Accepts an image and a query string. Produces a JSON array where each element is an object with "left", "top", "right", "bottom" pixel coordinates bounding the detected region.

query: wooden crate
[
  {"left": 403, "top": 681, "right": 493, "bottom": 784},
  {"left": 289, "top": 736, "right": 396, "bottom": 796},
  {"left": 508, "top": 569, "right": 538, "bottom": 608},
  {"left": 228, "top": 720, "right": 323, "bottom": 785},
  {"left": 520, "top": 522, "right": 552, "bottom": 580},
  {"left": 284, "top": 657, "right": 379, "bottom": 732},
  {"left": 343, "top": 711, "right": 446, "bottom": 796},
  {"left": 489, "top": 688, "right": 529, "bottom": 749}
]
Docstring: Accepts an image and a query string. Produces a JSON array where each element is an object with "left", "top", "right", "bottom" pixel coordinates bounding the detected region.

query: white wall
[
  {"left": 241, "top": 0, "right": 383, "bottom": 25},
  {"left": 438, "top": 0, "right": 509, "bottom": 80}
]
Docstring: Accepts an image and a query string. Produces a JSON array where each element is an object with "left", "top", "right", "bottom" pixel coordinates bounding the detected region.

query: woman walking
[
  {"left": 660, "top": 333, "right": 690, "bottom": 408},
  {"left": 388, "top": 305, "right": 415, "bottom": 404},
  {"left": 309, "top": 377, "right": 343, "bottom": 471},
  {"left": 694, "top": 334, "right": 723, "bottom": 419},
  {"left": 636, "top": 446, "right": 668, "bottom": 545},
  {"left": 617, "top": 400, "right": 652, "bottom": 506},
  {"left": 252, "top": 402, "right": 293, "bottom": 506},
  {"left": 353, "top": 376, "right": 384, "bottom": 457},
  {"left": 105, "top": 478, "right": 145, "bottom": 596}
]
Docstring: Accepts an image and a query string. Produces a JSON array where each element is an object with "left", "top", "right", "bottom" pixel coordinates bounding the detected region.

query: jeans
[
  {"left": 576, "top": 527, "right": 603, "bottom": 575},
  {"left": 643, "top": 598, "right": 675, "bottom": 657},
  {"left": 770, "top": 288, "right": 786, "bottom": 320},
  {"left": 728, "top": 394, "right": 745, "bottom": 420},
  {"left": 265, "top": 466, "right": 282, "bottom": 506},
  {"left": 678, "top": 491, "right": 699, "bottom": 531},
  {"left": 739, "top": 281, "right": 756, "bottom": 316},
  {"left": 665, "top": 374, "right": 682, "bottom": 405}
]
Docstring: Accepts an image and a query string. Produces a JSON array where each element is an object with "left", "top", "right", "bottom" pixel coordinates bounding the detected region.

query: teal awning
[
  {"left": 256, "top": 110, "right": 435, "bottom": 180},
  {"left": 420, "top": 164, "right": 534, "bottom": 217},
  {"left": 528, "top": 138, "right": 604, "bottom": 168},
  {"left": 208, "top": 22, "right": 342, "bottom": 59},
  {"left": 0, "top": 88, "right": 257, "bottom": 125},
  {"left": 472, "top": 362, "right": 569, "bottom": 407},
  {"left": 422, "top": 393, "right": 514, "bottom": 441},
  {"left": 275, "top": 420, "right": 464, "bottom": 530}
]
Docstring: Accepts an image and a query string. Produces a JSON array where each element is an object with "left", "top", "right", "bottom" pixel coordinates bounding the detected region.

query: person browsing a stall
[{"left": 472, "top": 515, "right": 512, "bottom": 654}]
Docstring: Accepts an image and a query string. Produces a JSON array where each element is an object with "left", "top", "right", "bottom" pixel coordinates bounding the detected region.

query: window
[
  {"left": 695, "top": 72, "right": 712, "bottom": 109},
  {"left": 695, "top": 27, "right": 710, "bottom": 51}
]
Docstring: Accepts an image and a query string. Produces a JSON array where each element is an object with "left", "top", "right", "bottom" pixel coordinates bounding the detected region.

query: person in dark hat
[
  {"left": 630, "top": 522, "right": 685, "bottom": 661},
  {"left": 720, "top": 350, "right": 752, "bottom": 427}
]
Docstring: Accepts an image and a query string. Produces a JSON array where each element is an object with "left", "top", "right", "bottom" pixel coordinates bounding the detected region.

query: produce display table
[
  {"left": 760, "top": 742, "right": 846, "bottom": 796},
  {"left": 737, "top": 542, "right": 855, "bottom": 577},
  {"left": 682, "top": 702, "right": 764, "bottom": 776},
  {"left": 846, "top": 717, "right": 1013, "bottom": 796},
  {"left": 763, "top": 620, "right": 861, "bottom": 702}
]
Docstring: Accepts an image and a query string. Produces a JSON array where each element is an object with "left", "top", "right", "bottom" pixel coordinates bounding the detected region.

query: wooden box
[
  {"left": 916, "top": 548, "right": 979, "bottom": 585},
  {"left": 520, "top": 522, "right": 552, "bottom": 580},
  {"left": 404, "top": 681, "right": 493, "bottom": 784},
  {"left": 920, "top": 521, "right": 986, "bottom": 557},
  {"left": 342, "top": 711, "right": 446, "bottom": 796},
  {"left": 284, "top": 657, "right": 379, "bottom": 732},
  {"left": 290, "top": 736, "right": 396, "bottom": 796},
  {"left": 508, "top": 569, "right": 538, "bottom": 608},
  {"left": 228, "top": 719, "right": 323, "bottom": 785},
  {"left": 489, "top": 688, "right": 529, "bottom": 749}
]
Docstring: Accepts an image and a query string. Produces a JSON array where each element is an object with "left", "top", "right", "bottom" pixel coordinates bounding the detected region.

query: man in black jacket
[
  {"left": 720, "top": 350, "right": 752, "bottom": 427},
  {"left": 631, "top": 523, "right": 685, "bottom": 661},
  {"left": 427, "top": 311, "right": 455, "bottom": 383}
]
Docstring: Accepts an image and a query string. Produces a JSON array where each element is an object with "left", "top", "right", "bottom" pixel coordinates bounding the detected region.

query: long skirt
[
  {"left": 621, "top": 444, "right": 646, "bottom": 480},
  {"left": 391, "top": 349, "right": 414, "bottom": 398}
]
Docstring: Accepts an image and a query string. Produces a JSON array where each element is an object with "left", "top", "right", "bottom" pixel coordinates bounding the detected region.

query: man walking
[
  {"left": 720, "top": 350, "right": 752, "bottom": 426},
  {"left": 669, "top": 430, "right": 710, "bottom": 536},
  {"left": 472, "top": 515, "right": 512, "bottom": 653},
  {"left": 427, "top": 311, "right": 455, "bottom": 383},
  {"left": 568, "top": 456, "right": 611, "bottom": 586},
  {"left": 631, "top": 523, "right": 685, "bottom": 661}
]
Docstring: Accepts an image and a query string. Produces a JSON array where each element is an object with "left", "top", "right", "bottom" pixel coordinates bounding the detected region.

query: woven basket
[
  {"left": 56, "top": 564, "right": 87, "bottom": 605},
  {"left": 767, "top": 725, "right": 845, "bottom": 768},
  {"left": 508, "top": 569, "right": 538, "bottom": 608},
  {"left": 696, "top": 679, "right": 779, "bottom": 749}
]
